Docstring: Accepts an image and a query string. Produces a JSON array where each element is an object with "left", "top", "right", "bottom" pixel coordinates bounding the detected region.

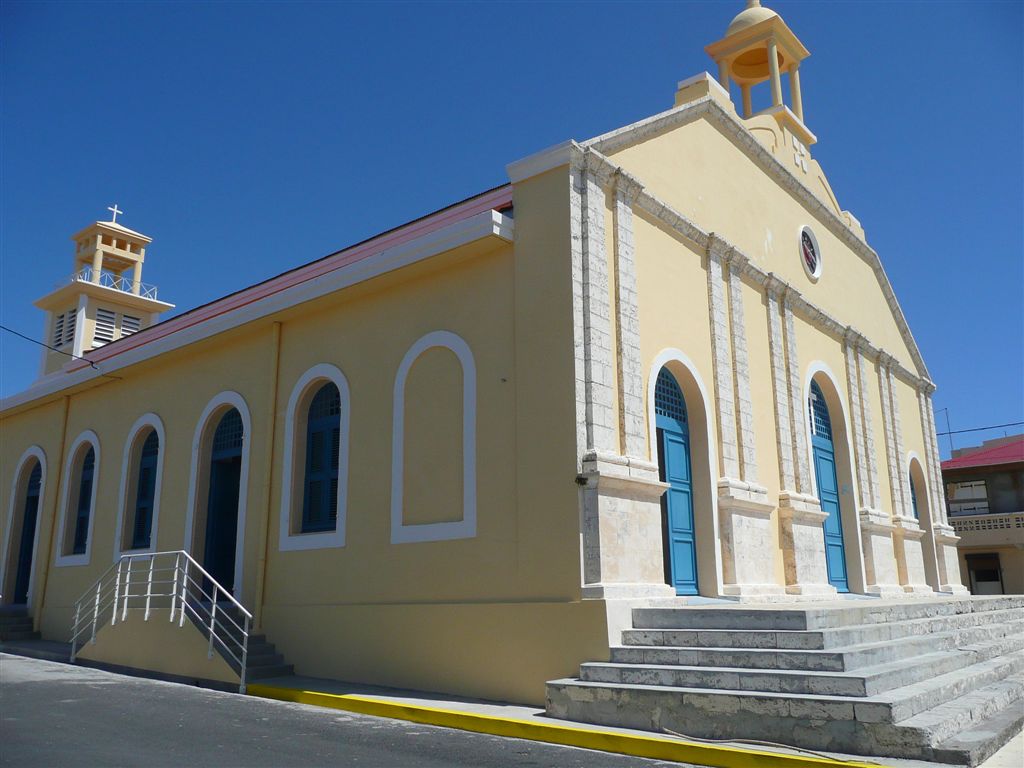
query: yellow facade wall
[{"left": 608, "top": 116, "right": 920, "bottom": 375}]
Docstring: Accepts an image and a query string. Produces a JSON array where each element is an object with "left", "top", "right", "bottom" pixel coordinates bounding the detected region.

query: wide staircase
[{"left": 547, "top": 595, "right": 1024, "bottom": 766}]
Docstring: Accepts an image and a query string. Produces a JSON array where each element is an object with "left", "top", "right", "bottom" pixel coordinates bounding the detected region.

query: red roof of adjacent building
[{"left": 942, "top": 436, "right": 1024, "bottom": 471}]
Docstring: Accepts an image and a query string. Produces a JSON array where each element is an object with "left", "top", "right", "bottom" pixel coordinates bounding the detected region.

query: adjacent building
[{"left": 944, "top": 435, "right": 1024, "bottom": 595}]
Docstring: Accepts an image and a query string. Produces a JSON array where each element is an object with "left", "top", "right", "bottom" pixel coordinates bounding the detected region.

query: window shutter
[
  {"left": 121, "top": 315, "right": 141, "bottom": 336},
  {"left": 53, "top": 313, "right": 65, "bottom": 347},
  {"left": 93, "top": 308, "right": 117, "bottom": 347},
  {"left": 64, "top": 309, "right": 77, "bottom": 346}
]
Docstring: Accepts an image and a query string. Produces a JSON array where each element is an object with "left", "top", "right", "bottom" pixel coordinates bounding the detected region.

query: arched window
[
  {"left": 130, "top": 431, "right": 160, "bottom": 549},
  {"left": 302, "top": 383, "right": 341, "bottom": 533},
  {"left": 71, "top": 447, "right": 96, "bottom": 556},
  {"left": 809, "top": 380, "right": 833, "bottom": 441}
]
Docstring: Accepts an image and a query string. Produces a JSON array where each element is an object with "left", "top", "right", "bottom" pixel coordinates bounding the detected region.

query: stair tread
[
  {"left": 555, "top": 649, "right": 1024, "bottom": 706},
  {"left": 586, "top": 649, "right": 962, "bottom": 680},
  {"left": 930, "top": 677, "right": 1024, "bottom": 764},
  {"left": 631, "top": 605, "right": 1024, "bottom": 635}
]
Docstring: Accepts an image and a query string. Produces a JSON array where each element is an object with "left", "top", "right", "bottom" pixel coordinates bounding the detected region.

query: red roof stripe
[{"left": 69, "top": 184, "right": 513, "bottom": 371}]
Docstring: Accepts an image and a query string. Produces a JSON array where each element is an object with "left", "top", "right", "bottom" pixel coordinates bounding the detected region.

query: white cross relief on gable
[{"left": 792, "top": 136, "right": 809, "bottom": 174}]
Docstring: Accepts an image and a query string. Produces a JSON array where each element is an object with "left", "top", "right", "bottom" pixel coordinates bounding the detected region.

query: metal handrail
[
  {"left": 69, "top": 267, "right": 159, "bottom": 300},
  {"left": 69, "top": 550, "right": 251, "bottom": 693}
]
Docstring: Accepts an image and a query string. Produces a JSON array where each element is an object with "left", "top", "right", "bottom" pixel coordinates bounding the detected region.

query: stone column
[
  {"left": 766, "top": 279, "right": 832, "bottom": 596},
  {"left": 918, "top": 385, "right": 969, "bottom": 594},
  {"left": 715, "top": 250, "right": 778, "bottom": 598},
  {"left": 131, "top": 262, "right": 143, "bottom": 296},
  {"left": 575, "top": 151, "right": 672, "bottom": 600},
  {"left": 878, "top": 355, "right": 931, "bottom": 593},
  {"left": 844, "top": 331, "right": 901, "bottom": 596},
  {"left": 767, "top": 38, "right": 783, "bottom": 107},
  {"left": 790, "top": 64, "right": 803, "bottom": 121},
  {"left": 612, "top": 174, "right": 646, "bottom": 462}
]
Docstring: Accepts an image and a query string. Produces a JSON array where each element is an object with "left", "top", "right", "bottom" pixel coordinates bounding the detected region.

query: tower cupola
[
  {"left": 705, "top": 1, "right": 811, "bottom": 137},
  {"left": 33, "top": 206, "right": 174, "bottom": 378}
]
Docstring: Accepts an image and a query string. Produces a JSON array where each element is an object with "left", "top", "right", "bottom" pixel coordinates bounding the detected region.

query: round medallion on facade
[{"left": 800, "top": 226, "right": 821, "bottom": 281}]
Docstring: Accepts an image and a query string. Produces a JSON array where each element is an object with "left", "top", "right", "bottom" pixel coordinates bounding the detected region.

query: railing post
[
  {"left": 70, "top": 602, "right": 81, "bottom": 662},
  {"left": 111, "top": 560, "right": 122, "bottom": 627},
  {"left": 208, "top": 585, "right": 218, "bottom": 659},
  {"left": 145, "top": 555, "right": 154, "bottom": 621},
  {"left": 91, "top": 579, "right": 101, "bottom": 645},
  {"left": 169, "top": 552, "right": 179, "bottom": 622},
  {"left": 240, "top": 614, "right": 250, "bottom": 695},
  {"left": 122, "top": 558, "right": 132, "bottom": 621},
  {"left": 178, "top": 564, "right": 187, "bottom": 627}
]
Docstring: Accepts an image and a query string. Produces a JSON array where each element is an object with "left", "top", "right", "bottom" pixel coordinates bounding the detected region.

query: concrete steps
[
  {"left": 190, "top": 603, "right": 294, "bottom": 682},
  {"left": 0, "top": 607, "right": 40, "bottom": 642},
  {"left": 547, "top": 595, "right": 1024, "bottom": 765}
]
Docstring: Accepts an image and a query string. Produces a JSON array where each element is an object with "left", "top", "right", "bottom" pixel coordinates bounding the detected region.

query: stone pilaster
[
  {"left": 845, "top": 331, "right": 900, "bottom": 596},
  {"left": 918, "top": 386, "right": 968, "bottom": 594},
  {"left": 766, "top": 280, "right": 795, "bottom": 493},
  {"left": 784, "top": 293, "right": 812, "bottom": 497},
  {"left": 768, "top": 281, "right": 831, "bottom": 596},
  {"left": 706, "top": 237, "right": 739, "bottom": 480},
  {"left": 581, "top": 163, "right": 616, "bottom": 455},
  {"left": 879, "top": 355, "right": 933, "bottom": 594},
  {"left": 843, "top": 332, "right": 871, "bottom": 507},
  {"left": 612, "top": 175, "right": 646, "bottom": 460},
  {"left": 709, "top": 244, "right": 777, "bottom": 598},
  {"left": 569, "top": 157, "right": 588, "bottom": 461}
]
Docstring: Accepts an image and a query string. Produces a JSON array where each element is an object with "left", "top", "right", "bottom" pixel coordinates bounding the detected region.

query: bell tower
[
  {"left": 705, "top": 1, "right": 812, "bottom": 140},
  {"left": 33, "top": 206, "right": 174, "bottom": 378}
]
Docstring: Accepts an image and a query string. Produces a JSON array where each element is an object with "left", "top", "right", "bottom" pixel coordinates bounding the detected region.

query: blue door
[
  {"left": 13, "top": 463, "right": 42, "bottom": 605},
  {"left": 809, "top": 381, "right": 848, "bottom": 593},
  {"left": 655, "top": 369, "right": 698, "bottom": 595}
]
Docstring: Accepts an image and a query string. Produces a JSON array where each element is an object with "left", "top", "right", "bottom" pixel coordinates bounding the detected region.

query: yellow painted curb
[{"left": 248, "top": 683, "right": 886, "bottom": 768}]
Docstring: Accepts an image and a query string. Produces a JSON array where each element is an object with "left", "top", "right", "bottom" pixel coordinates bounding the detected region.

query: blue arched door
[
  {"left": 655, "top": 369, "right": 698, "bottom": 595},
  {"left": 809, "top": 381, "right": 848, "bottom": 593},
  {"left": 204, "top": 409, "right": 243, "bottom": 595},
  {"left": 13, "top": 463, "right": 42, "bottom": 605}
]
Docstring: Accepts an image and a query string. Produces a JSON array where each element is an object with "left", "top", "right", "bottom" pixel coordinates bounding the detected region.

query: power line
[
  {"left": 937, "top": 421, "right": 1024, "bottom": 436},
  {"left": 0, "top": 324, "right": 122, "bottom": 381}
]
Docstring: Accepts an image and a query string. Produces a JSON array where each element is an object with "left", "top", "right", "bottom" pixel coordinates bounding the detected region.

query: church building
[{"left": 2, "top": 1, "right": 975, "bottom": 715}]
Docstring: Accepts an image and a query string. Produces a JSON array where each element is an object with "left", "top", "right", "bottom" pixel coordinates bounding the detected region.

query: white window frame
[
  {"left": 55, "top": 430, "right": 101, "bottom": 567},
  {"left": 112, "top": 413, "right": 166, "bottom": 560},
  {"left": 278, "top": 364, "right": 351, "bottom": 552},
  {"left": 390, "top": 330, "right": 477, "bottom": 545}
]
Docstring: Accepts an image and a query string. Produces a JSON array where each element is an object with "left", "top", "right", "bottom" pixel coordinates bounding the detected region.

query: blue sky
[{"left": 1, "top": 1, "right": 1021, "bottom": 458}]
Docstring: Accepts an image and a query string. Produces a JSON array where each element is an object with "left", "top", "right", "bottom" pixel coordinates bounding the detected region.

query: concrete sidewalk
[
  {"left": 2, "top": 639, "right": 1019, "bottom": 768},
  {"left": 249, "top": 674, "right": 1022, "bottom": 768}
]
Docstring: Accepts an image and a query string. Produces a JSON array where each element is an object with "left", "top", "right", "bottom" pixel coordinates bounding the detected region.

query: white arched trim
[
  {"left": 183, "top": 391, "right": 252, "bottom": 598},
  {"left": 1, "top": 446, "right": 47, "bottom": 604},
  {"left": 803, "top": 360, "right": 868, "bottom": 593},
  {"left": 55, "top": 430, "right": 101, "bottom": 568},
  {"left": 906, "top": 450, "right": 929, "bottom": 519},
  {"left": 391, "top": 331, "right": 477, "bottom": 544},
  {"left": 113, "top": 413, "right": 167, "bottom": 561},
  {"left": 802, "top": 361, "right": 856, "bottom": 505},
  {"left": 646, "top": 348, "right": 724, "bottom": 596},
  {"left": 279, "top": 364, "right": 351, "bottom": 552}
]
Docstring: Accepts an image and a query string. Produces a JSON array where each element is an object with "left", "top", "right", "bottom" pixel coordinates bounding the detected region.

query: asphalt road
[{"left": 0, "top": 655, "right": 679, "bottom": 768}]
